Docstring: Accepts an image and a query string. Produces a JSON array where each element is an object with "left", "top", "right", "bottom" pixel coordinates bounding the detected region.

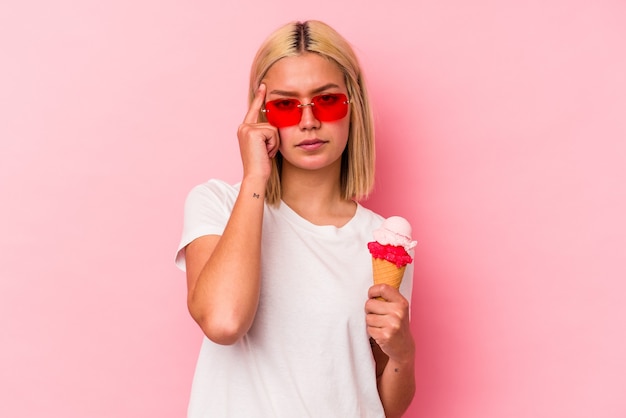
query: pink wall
[{"left": 1, "top": 1, "right": 625, "bottom": 417}]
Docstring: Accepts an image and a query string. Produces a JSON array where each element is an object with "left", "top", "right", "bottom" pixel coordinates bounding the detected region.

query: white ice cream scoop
[{"left": 372, "top": 216, "right": 417, "bottom": 253}]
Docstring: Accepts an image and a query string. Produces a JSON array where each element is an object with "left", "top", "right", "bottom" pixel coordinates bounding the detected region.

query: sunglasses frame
[{"left": 261, "top": 93, "right": 351, "bottom": 128}]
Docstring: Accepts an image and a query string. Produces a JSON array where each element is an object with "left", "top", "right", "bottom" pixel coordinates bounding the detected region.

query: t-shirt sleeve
[{"left": 174, "top": 180, "right": 239, "bottom": 271}]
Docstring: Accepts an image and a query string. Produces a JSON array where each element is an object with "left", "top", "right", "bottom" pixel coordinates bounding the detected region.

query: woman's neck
[{"left": 280, "top": 161, "right": 356, "bottom": 227}]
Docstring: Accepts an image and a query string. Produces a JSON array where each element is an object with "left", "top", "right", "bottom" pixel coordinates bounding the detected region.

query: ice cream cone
[
  {"left": 372, "top": 257, "right": 406, "bottom": 300},
  {"left": 368, "top": 216, "right": 416, "bottom": 301}
]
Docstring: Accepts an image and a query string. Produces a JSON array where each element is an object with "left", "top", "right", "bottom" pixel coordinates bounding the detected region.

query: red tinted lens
[
  {"left": 263, "top": 93, "right": 349, "bottom": 128},
  {"left": 263, "top": 99, "right": 302, "bottom": 128},
  {"left": 310, "top": 94, "right": 349, "bottom": 121}
]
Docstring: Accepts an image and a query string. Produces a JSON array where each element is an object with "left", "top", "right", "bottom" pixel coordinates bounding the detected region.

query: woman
[{"left": 176, "top": 20, "right": 415, "bottom": 417}]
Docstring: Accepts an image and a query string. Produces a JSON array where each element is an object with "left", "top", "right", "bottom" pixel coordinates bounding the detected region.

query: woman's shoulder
[
  {"left": 355, "top": 203, "right": 385, "bottom": 228},
  {"left": 191, "top": 178, "right": 240, "bottom": 193},
  {"left": 184, "top": 178, "right": 241, "bottom": 210},
  {"left": 188, "top": 178, "right": 240, "bottom": 199}
]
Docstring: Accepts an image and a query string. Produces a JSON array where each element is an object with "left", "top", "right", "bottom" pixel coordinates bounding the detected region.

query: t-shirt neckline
[{"left": 275, "top": 200, "right": 362, "bottom": 235}]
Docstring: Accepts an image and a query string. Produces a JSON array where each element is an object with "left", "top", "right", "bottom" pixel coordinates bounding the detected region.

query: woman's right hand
[{"left": 237, "top": 83, "right": 280, "bottom": 181}]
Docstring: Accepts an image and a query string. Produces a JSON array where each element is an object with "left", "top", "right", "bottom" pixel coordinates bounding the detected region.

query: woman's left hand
[{"left": 365, "top": 284, "right": 414, "bottom": 363}]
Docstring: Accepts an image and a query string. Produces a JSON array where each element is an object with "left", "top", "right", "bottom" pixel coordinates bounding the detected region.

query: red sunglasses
[{"left": 262, "top": 93, "right": 350, "bottom": 128}]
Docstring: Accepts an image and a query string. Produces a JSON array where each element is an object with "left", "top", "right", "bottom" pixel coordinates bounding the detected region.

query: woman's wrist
[
  {"left": 387, "top": 338, "right": 416, "bottom": 367},
  {"left": 240, "top": 175, "right": 268, "bottom": 197}
]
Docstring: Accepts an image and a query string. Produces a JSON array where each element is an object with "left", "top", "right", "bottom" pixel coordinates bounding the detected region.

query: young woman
[{"left": 176, "top": 20, "right": 415, "bottom": 417}]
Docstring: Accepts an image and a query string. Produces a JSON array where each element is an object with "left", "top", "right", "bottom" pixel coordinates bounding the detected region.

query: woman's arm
[
  {"left": 185, "top": 177, "right": 267, "bottom": 345},
  {"left": 367, "top": 285, "right": 416, "bottom": 417},
  {"left": 185, "top": 84, "right": 279, "bottom": 345}
]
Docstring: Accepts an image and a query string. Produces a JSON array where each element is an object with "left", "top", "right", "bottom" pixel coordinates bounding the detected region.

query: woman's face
[{"left": 262, "top": 53, "right": 351, "bottom": 174}]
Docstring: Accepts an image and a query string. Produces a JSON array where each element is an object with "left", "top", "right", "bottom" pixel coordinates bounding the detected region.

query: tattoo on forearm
[{"left": 253, "top": 193, "right": 260, "bottom": 199}]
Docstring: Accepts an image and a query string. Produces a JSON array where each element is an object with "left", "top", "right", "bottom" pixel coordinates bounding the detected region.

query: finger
[
  {"left": 364, "top": 297, "right": 385, "bottom": 315},
  {"left": 367, "top": 326, "right": 383, "bottom": 341},
  {"left": 365, "top": 290, "right": 410, "bottom": 320},
  {"left": 254, "top": 124, "right": 280, "bottom": 157},
  {"left": 368, "top": 284, "right": 403, "bottom": 302},
  {"left": 243, "top": 83, "right": 267, "bottom": 124},
  {"left": 367, "top": 327, "right": 391, "bottom": 347},
  {"left": 365, "top": 312, "right": 387, "bottom": 328},
  {"left": 267, "top": 133, "right": 280, "bottom": 158}
]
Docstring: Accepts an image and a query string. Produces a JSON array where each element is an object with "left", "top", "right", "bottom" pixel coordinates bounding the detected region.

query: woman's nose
[{"left": 298, "top": 104, "right": 320, "bottom": 129}]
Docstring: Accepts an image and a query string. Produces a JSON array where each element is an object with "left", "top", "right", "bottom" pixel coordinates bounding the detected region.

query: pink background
[{"left": 1, "top": 1, "right": 625, "bottom": 417}]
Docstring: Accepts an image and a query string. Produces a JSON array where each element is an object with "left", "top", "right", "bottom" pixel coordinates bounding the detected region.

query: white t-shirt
[{"left": 176, "top": 179, "right": 414, "bottom": 418}]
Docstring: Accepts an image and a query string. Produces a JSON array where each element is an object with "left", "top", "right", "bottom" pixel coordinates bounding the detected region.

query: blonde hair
[{"left": 248, "top": 20, "right": 375, "bottom": 205}]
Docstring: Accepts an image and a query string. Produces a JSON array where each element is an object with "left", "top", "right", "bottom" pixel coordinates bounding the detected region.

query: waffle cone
[{"left": 371, "top": 258, "right": 406, "bottom": 300}]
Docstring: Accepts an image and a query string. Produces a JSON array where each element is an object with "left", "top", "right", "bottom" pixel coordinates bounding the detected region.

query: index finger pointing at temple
[{"left": 243, "top": 83, "right": 267, "bottom": 124}]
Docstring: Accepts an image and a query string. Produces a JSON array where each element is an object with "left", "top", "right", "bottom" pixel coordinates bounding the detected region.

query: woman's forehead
[{"left": 263, "top": 53, "right": 346, "bottom": 95}]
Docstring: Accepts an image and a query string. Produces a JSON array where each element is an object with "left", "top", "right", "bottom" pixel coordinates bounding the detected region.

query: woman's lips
[{"left": 296, "top": 139, "right": 327, "bottom": 151}]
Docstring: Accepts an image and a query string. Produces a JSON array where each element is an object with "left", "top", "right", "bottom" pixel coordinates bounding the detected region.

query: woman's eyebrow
[{"left": 269, "top": 83, "right": 342, "bottom": 97}]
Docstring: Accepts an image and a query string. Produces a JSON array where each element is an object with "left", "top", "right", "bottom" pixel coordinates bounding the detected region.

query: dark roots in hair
[{"left": 293, "top": 21, "right": 311, "bottom": 52}]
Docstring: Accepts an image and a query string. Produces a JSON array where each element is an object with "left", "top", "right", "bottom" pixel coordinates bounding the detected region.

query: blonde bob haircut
[{"left": 248, "top": 20, "right": 375, "bottom": 206}]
